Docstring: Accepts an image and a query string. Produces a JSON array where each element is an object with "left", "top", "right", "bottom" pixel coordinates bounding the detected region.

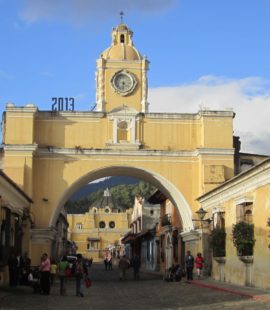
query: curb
[{"left": 190, "top": 280, "right": 270, "bottom": 303}]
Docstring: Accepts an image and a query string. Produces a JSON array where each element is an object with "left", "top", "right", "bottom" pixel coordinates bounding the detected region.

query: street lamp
[
  {"left": 192, "top": 207, "right": 212, "bottom": 228},
  {"left": 196, "top": 208, "right": 207, "bottom": 221}
]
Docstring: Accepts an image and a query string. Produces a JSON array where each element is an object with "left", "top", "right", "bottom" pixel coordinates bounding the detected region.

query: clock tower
[{"left": 96, "top": 23, "right": 149, "bottom": 113}]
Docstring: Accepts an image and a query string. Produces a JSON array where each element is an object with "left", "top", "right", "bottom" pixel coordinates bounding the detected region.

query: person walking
[
  {"left": 50, "top": 259, "right": 57, "bottom": 285},
  {"left": 130, "top": 254, "right": 141, "bottom": 280},
  {"left": 74, "top": 253, "right": 88, "bottom": 297},
  {"left": 195, "top": 252, "right": 204, "bottom": 279},
  {"left": 39, "top": 253, "right": 51, "bottom": 294},
  {"left": 118, "top": 255, "right": 130, "bottom": 280},
  {"left": 8, "top": 252, "right": 18, "bottom": 287},
  {"left": 104, "top": 254, "right": 108, "bottom": 271},
  {"left": 57, "top": 255, "right": 69, "bottom": 295},
  {"left": 185, "top": 250, "right": 194, "bottom": 281},
  {"left": 107, "top": 252, "right": 113, "bottom": 270}
]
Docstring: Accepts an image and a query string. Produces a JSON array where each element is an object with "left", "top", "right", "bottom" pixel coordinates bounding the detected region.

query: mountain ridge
[{"left": 69, "top": 176, "right": 140, "bottom": 201}]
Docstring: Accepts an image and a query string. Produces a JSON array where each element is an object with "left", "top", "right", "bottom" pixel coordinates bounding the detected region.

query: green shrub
[
  {"left": 232, "top": 221, "right": 255, "bottom": 256},
  {"left": 211, "top": 227, "right": 226, "bottom": 257}
]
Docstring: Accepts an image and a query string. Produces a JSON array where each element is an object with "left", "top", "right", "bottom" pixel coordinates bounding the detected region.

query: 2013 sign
[{"left": 51, "top": 97, "right": 75, "bottom": 111}]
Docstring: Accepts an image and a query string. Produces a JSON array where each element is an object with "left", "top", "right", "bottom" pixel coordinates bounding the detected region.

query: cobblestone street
[{"left": 1, "top": 263, "right": 270, "bottom": 310}]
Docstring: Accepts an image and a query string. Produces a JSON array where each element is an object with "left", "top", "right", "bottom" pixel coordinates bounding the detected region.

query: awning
[
  {"left": 121, "top": 233, "right": 136, "bottom": 244},
  {"left": 136, "top": 227, "right": 156, "bottom": 239}
]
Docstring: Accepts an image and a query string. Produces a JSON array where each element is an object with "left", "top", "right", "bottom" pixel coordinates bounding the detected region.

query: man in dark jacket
[
  {"left": 185, "top": 250, "right": 194, "bottom": 280},
  {"left": 131, "top": 254, "right": 141, "bottom": 280}
]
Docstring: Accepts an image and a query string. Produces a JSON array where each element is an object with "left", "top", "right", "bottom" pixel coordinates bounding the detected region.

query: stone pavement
[
  {"left": 0, "top": 264, "right": 270, "bottom": 309},
  {"left": 142, "top": 268, "right": 270, "bottom": 303}
]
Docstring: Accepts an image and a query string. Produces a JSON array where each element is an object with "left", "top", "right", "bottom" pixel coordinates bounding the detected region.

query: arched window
[
  {"left": 244, "top": 209, "right": 253, "bottom": 224},
  {"left": 109, "top": 221, "right": 115, "bottom": 229},
  {"left": 76, "top": 223, "right": 83, "bottom": 230},
  {"left": 120, "top": 34, "right": 125, "bottom": 43},
  {"left": 99, "top": 221, "right": 106, "bottom": 229},
  {"left": 117, "top": 121, "right": 129, "bottom": 142},
  {"left": 104, "top": 207, "right": 111, "bottom": 213}
]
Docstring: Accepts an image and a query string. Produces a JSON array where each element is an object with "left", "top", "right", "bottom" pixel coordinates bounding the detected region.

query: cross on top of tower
[{"left": 120, "top": 11, "right": 124, "bottom": 23}]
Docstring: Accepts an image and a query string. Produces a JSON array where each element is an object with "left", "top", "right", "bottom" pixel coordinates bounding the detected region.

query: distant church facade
[{"left": 67, "top": 188, "right": 132, "bottom": 261}]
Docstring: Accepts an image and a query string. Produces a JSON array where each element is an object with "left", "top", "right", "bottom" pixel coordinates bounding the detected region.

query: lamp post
[{"left": 193, "top": 207, "right": 212, "bottom": 276}]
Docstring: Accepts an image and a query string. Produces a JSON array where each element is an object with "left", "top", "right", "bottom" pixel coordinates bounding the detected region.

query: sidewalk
[
  {"left": 191, "top": 277, "right": 270, "bottom": 303},
  {"left": 141, "top": 269, "right": 270, "bottom": 303}
]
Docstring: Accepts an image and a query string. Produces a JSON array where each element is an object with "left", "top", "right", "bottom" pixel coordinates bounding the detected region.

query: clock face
[{"left": 111, "top": 71, "right": 136, "bottom": 95}]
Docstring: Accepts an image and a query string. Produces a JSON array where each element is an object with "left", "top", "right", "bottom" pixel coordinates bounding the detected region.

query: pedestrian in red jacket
[{"left": 195, "top": 253, "right": 204, "bottom": 279}]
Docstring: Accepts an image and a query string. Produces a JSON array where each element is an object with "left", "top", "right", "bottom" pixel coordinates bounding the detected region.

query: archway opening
[{"left": 51, "top": 166, "right": 194, "bottom": 275}]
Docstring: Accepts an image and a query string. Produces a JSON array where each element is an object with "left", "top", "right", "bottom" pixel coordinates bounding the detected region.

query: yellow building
[
  {"left": 198, "top": 158, "right": 270, "bottom": 289},
  {"left": 0, "top": 169, "right": 33, "bottom": 285},
  {"left": 67, "top": 189, "right": 132, "bottom": 261},
  {"left": 1, "top": 22, "right": 235, "bottom": 265}
]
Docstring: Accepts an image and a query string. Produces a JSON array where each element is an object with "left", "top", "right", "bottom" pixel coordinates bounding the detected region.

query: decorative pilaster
[
  {"left": 96, "top": 60, "right": 105, "bottom": 112},
  {"left": 141, "top": 58, "right": 149, "bottom": 113}
]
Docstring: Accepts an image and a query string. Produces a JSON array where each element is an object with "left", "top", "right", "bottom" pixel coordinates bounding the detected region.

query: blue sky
[{"left": 1, "top": 0, "right": 270, "bottom": 155}]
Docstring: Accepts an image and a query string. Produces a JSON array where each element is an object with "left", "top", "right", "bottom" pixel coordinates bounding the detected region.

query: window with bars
[
  {"left": 236, "top": 202, "right": 253, "bottom": 223},
  {"left": 76, "top": 223, "right": 83, "bottom": 229}
]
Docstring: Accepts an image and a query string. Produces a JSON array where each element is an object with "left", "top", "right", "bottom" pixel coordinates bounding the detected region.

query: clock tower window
[
  {"left": 120, "top": 34, "right": 125, "bottom": 43},
  {"left": 117, "top": 120, "right": 129, "bottom": 143}
]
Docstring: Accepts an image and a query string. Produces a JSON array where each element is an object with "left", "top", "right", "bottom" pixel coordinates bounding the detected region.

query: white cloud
[
  {"left": 148, "top": 76, "right": 270, "bottom": 155},
  {"left": 20, "top": 0, "right": 177, "bottom": 24}
]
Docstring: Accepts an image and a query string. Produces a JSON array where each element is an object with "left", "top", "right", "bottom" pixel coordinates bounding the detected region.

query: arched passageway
[{"left": 50, "top": 166, "right": 194, "bottom": 232}]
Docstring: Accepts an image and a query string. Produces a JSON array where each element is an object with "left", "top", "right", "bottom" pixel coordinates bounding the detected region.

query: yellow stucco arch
[
  {"left": 50, "top": 165, "right": 194, "bottom": 232},
  {"left": 1, "top": 22, "right": 235, "bottom": 264}
]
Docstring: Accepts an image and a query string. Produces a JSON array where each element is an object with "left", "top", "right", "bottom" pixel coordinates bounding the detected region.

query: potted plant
[
  {"left": 211, "top": 227, "right": 226, "bottom": 262},
  {"left": 232, "top": 221, "right": 255, "bottom": 257}
]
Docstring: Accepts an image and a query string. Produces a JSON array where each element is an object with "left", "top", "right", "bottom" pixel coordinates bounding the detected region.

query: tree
[{"left": 66, "top": 181, "right": 156, "bottom": 214}]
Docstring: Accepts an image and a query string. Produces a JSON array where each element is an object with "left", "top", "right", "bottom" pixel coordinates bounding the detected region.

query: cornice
[
  {"left": 5, "top": 103, "right": 38, "bottom": 113},
  {"left": 35, "top": 111, "right": 105, "bottom": 119},
  {"left": 180, "top": 230, "right": 200, "bottom": 242},
  {"left": 34, "top": 147, "right": 234, "bottom": 158},
  {"left": 145, "top": 110, "right": 234, "bottom": 120},
  {"left": 31, "top": 228, "right": 57, "bottom": 243},
  {"left": 198, "top": 110, "right": 235, "bottom": 118},
  {"left": 3, "top": 144, "right": 38, "bottom": 152},
  {"left": 198, "top": 159, "right": 270, "bottom": 209}
]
